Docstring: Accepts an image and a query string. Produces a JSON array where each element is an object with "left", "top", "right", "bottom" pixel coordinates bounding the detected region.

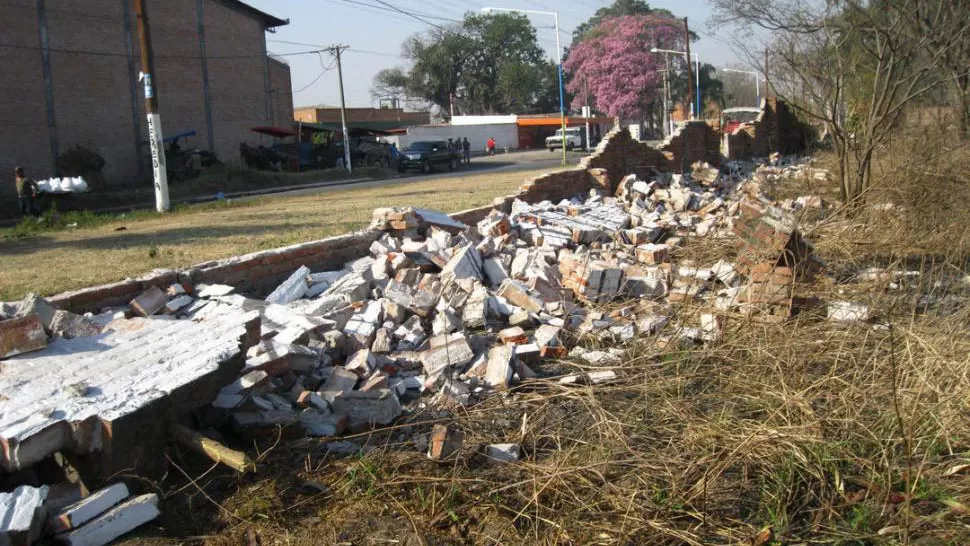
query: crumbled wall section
[
  {"left": 659, "top": 121, "right": 722, "bottom": 172},
  {"left": 728, "top": 98, "right": 809, "bottom": 160},
  {"left": 581, "top": 127, "right": 668, "bottom": 190}
]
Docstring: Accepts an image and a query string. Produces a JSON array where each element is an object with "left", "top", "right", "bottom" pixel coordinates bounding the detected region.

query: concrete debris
[
  {"left": 129, "top": 286, "right": 166, "bottom": 317},
  {"left": 48, "top": 483, "right": 129, "bottom": 535},
  {"left": 427, "top": 423, "right": 464, "bottom": 460},
  {"left": 485, "top": 443, "right": 521, "bottom": 463},
  {"left": 828, "top": 301, "right": 870, "bottom": 322},
  {"left": 57, "top": 493, "right": 159, "bottom": 546},
  {"left": 0, "top": 315, "right": 48, "bottom": 359},
  {"left": 0, "top": 485, "right": 48, "bottom": 546}
]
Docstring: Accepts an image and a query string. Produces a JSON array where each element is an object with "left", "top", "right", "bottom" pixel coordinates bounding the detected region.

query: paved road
[{"left": 249, "top": 149, "right": 592, "bottom": 200}]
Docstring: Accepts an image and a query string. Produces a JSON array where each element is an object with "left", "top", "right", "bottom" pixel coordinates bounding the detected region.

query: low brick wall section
[
  {"left": 581, "top": 127, "right": 668, "bottom": 191},
  {"left": 727, "top": 98, "right": 810, "bottom": 160},
  {"left": 659, "top": 120, "right": 722, "bottom": 172}
]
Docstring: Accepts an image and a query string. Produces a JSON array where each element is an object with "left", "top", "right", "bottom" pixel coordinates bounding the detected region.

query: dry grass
[
  {"left": 109, "top": 130, "right": 970, "bottom": 545},
  {"left": 0, "top": 167, "right": 563, "bottom": 300}
]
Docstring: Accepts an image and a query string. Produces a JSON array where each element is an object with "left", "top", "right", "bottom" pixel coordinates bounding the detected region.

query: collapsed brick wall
[
  {"left": 728, "top": 98, "right": 810, "bottom": 160},
  {"left": 659, "top": 120, "right": 722, "bottom": 172},
  {"left": 581, "top": 127, "right": 668, "bottom": 190}
]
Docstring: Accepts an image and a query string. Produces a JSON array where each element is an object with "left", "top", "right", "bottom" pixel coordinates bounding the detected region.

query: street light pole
[{"left": 482, "top": 6, "right": 567, "bottom": 166}]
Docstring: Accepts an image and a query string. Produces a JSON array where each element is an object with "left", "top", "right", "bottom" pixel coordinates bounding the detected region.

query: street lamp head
[{"left": 650, "top": 47, "right": 660, "bottom": 53}]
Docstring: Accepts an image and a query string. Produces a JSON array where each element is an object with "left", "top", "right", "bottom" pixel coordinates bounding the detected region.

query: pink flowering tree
[{"left": 564, "top": 15, "right": 684, "bottom": 120}]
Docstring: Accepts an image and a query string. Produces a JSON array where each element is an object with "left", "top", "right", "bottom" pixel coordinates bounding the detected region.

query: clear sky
[{"left": 244, "top": 0, "right": 746, "bottom": 109}]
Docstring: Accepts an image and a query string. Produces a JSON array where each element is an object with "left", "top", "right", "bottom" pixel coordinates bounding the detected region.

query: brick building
[
  {"left": 0, "top": 0, "right": 292, "bottom": 196},
  {"left": 294, "top": 106, "right": 430, "bottom": 126}
]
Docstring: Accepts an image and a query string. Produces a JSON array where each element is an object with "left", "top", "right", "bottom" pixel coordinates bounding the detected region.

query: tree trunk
[{"left": 954, "top": 82, "right": 970, "bottom": 140}]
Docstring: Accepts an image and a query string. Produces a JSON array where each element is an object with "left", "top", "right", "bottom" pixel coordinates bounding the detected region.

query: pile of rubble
[{"left": 0, "top": 160, "right": 836, "bottom": 472}]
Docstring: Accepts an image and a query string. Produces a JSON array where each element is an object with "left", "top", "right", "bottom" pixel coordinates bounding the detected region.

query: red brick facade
[{"left": 0, "top": 0, "right": 290, "bottom": 197}]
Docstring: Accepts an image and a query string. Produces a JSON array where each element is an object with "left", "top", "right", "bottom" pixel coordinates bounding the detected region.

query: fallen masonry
[{"left": 0, "top": 145, "right": 858, "bottom": 544}]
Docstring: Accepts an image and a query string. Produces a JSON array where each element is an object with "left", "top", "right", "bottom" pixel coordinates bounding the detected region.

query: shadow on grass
[{"left": 0, "top": 223, "right": 315, "bottom": 256}]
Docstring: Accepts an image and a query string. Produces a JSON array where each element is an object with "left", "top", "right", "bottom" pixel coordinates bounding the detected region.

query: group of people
[{"left": 446, "top": 137, "right": 473, "bottom": 165}]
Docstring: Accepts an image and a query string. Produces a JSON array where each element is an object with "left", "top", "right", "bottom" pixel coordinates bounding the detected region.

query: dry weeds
[{"left": 109, "top": 131, "right": 970, "bottom": 545}]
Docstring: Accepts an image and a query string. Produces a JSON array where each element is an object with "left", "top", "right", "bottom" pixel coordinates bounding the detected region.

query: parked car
[
  {"left": 545, "top": 127, "right": 584, "bottom": 151},
  {"left": 398, "top": 140, "right": 459, "bottom": 173}
]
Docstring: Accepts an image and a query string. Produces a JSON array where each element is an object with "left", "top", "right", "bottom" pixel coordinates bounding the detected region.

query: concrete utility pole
[
  {"left": 583, "top": 79, "right": 591, "bottom": 151},
  {"left": 332, "top": 45, "right": 352, "bottom": 173},
  {"left": 134, "top": 0, "right": 169, "bottom": 212},
  {"left": 684, "top": 17, "right": 694, "bottom": 120}
]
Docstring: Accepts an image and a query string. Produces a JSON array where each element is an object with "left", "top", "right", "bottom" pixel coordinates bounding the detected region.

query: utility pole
[
  {"left": 332, "top": 45, "right": 352, "bottom": 173},
  {"left": 583, "top": 79, "right": 591, "bottom": 151},
  {"left": 764, "top": 49, "right": 770, "bottom": 104},
  {"left": 661, "top": 55, "right": 670, "bottom": 137},
  {"left": 134, "top": 0, "right": 169, "bottom": 212},
  {"left": 684, "top": 17, "right": 694, "bottom": 120}
]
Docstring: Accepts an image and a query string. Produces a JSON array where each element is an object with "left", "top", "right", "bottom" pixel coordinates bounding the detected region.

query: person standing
[
  {"left": 462, "top": 137, "right": 471, "bottom": 165},
  {"left": 487, "top": 136, "right": 496, "bottom": 156},
  {"left": 14, "top": 167, "right": 40, "bottom": 218}
]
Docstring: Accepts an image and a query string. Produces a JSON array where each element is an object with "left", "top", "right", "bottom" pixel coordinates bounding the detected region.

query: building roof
[{"left": 225, "top": 0, "right": 288, "bottom": 28}]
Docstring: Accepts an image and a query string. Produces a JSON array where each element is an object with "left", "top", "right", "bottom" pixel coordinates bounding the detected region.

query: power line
[
  {"left": 0, "top": 41, "right": 327, "bottom": 60},
  {"left": 369, "top": 0, "right": 449, "bottom": 30},
  {"left": 294, "top": 52, "right": 337, "bottom": 93}
]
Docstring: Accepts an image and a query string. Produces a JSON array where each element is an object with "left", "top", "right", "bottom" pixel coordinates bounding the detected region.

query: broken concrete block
[
  {"left": 427, "top": 424, "right": 464, "bottom": 460},
  {"left": 359, "top": 371, "right": 389, "bottom": 392},
  {"left": 164, "top": 295, "right": 193, "bottom": 315},
  {"left": 0, "top": 485, "right": 48, "bottom": 546},
  {"left": 331, "top": 389, "right": 402, "bottom": 428},
  {"left": 221, "top": 370, "right": 270, "bottom": 396},
  {"left": 413, "top": 208, "right": 468, "bottom": 233},
  {"left": 57, "top": 493, "right": 159, "bottom": 546},
  {"left": 0, "top": 314, "right": 48, "bottom": 359},
  {"left": 47, "top": 310, "right": 103, "bottom": 340},
  {"left": 496, "top": 279, "right": 543, "bottom": 313},
  {"left": 440, "top": 244, "right": 483, "bottom": 292},
  {"left": 15, "top": 293, "right": 57, "bottom": 330},
  {"left": 166, "top": 283, "right": 186, "bottom": 297},
  {"left": 48, "top": 483, "right": 129, "bottom": 535},
  {"left": 299, "top": 410, "right": 347, "bottom": 437},
  {"left": 345, "top": 349, "right": 377, "bottom": 377},
  {"left": 485, "top": 443, "right": 521, "bottom": 463},
  {"left": 421, "top": 334, "right": 475, "bottom": 379},
  {"left": 319, "top": 367, "right": 359, "bottom": 400},
  {"left": 484, "top": 345, "right": 515, "bottom": 389},
  {"left": 265, "top": 265, "right": 311, "bottom": 305},
  {"left": 635, "top": 244, "right": 670, "bottom": 265},
  {"left": 371, "top": 327, "right": 393, "bottom": 354},
  {"left": 827, "top": 301, "right": 869, "bottom": 322},
  {"left": 461, "top": 284, "right": 488, "bottom": 329},
  {"left": 430, "top": 305, "right": 460, "bottom": 336},
  {"left": 322, "top": 269, "right": 373, "bottom": 303},
  {"left": 296, "top": 391, "right": 330, "bottom": 411},
  {"left": 498, "top": 326, "right": 528, "bottom": 345},
  {"left": 197, "top": 283, "right": 235, "bottom": 298},
  {"left": 372, "top": 207, "right": 420, "bottom": 231},
  {"left": 231, "top": 410, "right": 299, "bottom": 437},
  {"left": 130, "top": 286, "right": 166, "bottom": 317},
  {"left": 586, "top": 370, "right": 617, "bottom": 384},
  {"left": 482, "top": 257, "right": 510, "bottom": 288},
  {"left": 343, "top": 300, "right": 384, "bottom": 350}
]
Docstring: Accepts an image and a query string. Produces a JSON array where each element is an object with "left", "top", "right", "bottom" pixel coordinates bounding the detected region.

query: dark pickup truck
[{"left": 397, "top": 140, "right": 459, "bottom": 173}]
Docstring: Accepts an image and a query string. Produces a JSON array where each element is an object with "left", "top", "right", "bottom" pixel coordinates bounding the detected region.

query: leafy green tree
[{"left": 372, "top": 13, "right": 560, "bottom": 117}]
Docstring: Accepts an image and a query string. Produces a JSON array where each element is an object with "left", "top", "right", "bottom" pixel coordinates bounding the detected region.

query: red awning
[{"left": 251, "top": 126, "right": 296, "bottom": 138}]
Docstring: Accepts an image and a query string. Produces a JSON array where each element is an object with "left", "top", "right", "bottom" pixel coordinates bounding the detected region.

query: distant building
[
  {"left": 0, "top": 0, "right": 291, "bottom": 196},
  {"left": 294, "top": 106, "right": 430, "bottom": 126},
  {"left": 388, "top": 114, "right": 615, "bottom": 152}
]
